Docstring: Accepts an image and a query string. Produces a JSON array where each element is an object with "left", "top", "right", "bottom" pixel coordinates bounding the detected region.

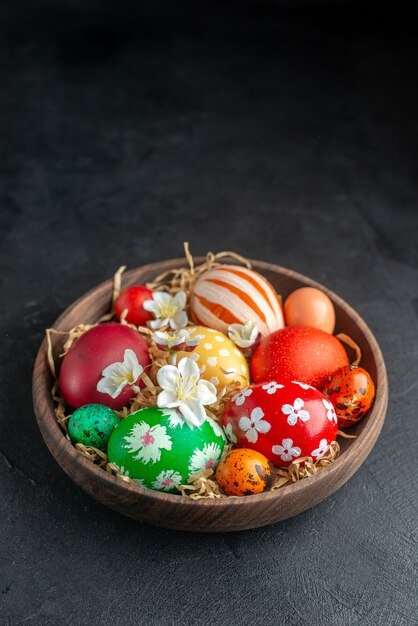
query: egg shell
[
  {"left": 114, "top": 285, "right": 154, "bottom": 326},
  {"left": 322, "top": 365, "right": 375, "bottom": 428},
  {"left": 190, "top": 265, "right": 284, "bottom": 338},
  {"left": 223, "top": 381, "right": 338, "bottom": 466},
  {"left": 107, "top": 406, "right": 226, "bottom": 492},
  {"left": 251, "top": 326, "right": 349, "bottom": 389},
  {"left": 67, "top": 404, "right": 120, "bottom": 450},
  {"left": 59, "top": 323, "right": 150, "bottom": 410},
  {"left": 284, "top": 287, "right": 335, "bottom": 334},
  {"left": 175, "top": 326, "right": 249, "bottom": 391},
  {"left": 215, "top": 448, "right": 275, "bottom": 496}
]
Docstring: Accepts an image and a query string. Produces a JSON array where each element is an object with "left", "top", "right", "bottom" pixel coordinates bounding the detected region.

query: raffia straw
[
  {"left": 75, "top": 443, "right": 108, "bottom": 468},
  {"left": 337, "top": 429, "right": 357, "bottom": 439},
  {"left": 145, "top": 242, "right": 252, "bottom": 296},
  {"left": 273, "top": 441, "right": 340, "bottom": 489},
  {"left": 337, "top": 333, "right": 362, "bottom": 366}
]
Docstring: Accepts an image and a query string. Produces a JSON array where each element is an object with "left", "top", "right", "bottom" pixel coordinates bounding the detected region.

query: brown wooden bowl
[{"left": 32, "top": 258, "right": 388, "bottom": 532}]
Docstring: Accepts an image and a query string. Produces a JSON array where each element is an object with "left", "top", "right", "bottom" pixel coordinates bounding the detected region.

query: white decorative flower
[
  {"left": 97, "top": 349, "right": 143, "bottom": 398},
  {"left": 238, "top": 407, "right": 271, "bottom": 443},
  {"left": 311, "top": 438, "right": 330, "bottom": 459},
  {"left": 262, "top": 381, "right": 285, "bottom": 394},
  {"left": 152, "top": 469, "right": 183, "bottom": 491},
  {"left": 208, "top": 418, "right": 226, "bottom": 440},
  {"left": 322, "top": 398, "right": 338, "bottom": 423},
  {"left": 233, "top": 388, "right": 253, "bottom": 406},
  {"left": 156, "top": 357, "right": 217, "bottom": 428},
  {"left": 143, "top": 291, "right": 188, "bottom": 330},
  {"left": 207, "top": 356, "right": 218, "bottom": 366},
  {"left": 223, "top": 423, "right": 237, "bottom": 444},
  {"left": 189, "top": 443, "right": 223, "bottom": 474},
  {"left": 228, "top": 321, "right": 260, "bottom": 349},
  {"left": 166, "top": 409, "right": 186, "bottom": 429},
  {"left": 281, "top": 398, "right": 311, "bottom": 426},
  {"left": 291, "top": 380, "right": 316, "bottom": 390},
  {"left": 154, "top": 329, "right": 203, "bottom": 364},
  {"left": 272, "top": 438, "right": 301, "bottom": 463},
  {"left": 123, "top": 421, "right": 172, "bottom": 464}
]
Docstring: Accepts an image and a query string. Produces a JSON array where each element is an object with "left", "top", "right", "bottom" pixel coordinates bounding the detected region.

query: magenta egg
[
  {"left": 59, "top": 323, "right": 150, "bottom": 410},
  {"left": 222, "top": 381, "right": 338, "bottom": 467}
]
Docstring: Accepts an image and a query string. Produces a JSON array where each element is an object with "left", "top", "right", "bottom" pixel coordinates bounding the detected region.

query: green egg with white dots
[{"left": 68, "top": 404, "right": 120, "bottom": 450}]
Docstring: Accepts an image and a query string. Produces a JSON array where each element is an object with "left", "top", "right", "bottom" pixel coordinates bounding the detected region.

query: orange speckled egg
[
  {"left": 284, "top": 287, "right": 335, "bottom": 334},
  {"left": 215, "top": 448, "right": 275, "bottom": 496},
  {"left": 322, "top": 364, "right": 375, "bottom": 428}
]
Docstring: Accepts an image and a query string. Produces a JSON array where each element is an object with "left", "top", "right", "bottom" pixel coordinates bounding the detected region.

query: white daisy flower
[
  {"left": 228, "top": 321, "right": 260, "bottom": 349},
  {"left": 157, "top": 357, "right": 217, "bottom": 428},
  {"left": 143, "top": 291, "right": 188, "bottom": 330},
  {"left": 96, "top": 349, "right": 143, "bottom": 398}
]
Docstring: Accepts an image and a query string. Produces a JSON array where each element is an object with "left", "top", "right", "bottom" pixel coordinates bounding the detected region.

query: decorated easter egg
[
  {"left": 223, "top": 381, "right": 338, "bottom": 466},
  {"left": 215, "top": 448, "right": 275, "bottom": 496},
  {"left": 251, "top": 326, "right": 348, "bottom": 389},
  {"left": 60, "top": 323, "right": 150, "bottom": 410},
  {"left": 107, "top": 406, "right": 226, "bottom": 492},
  {"left": 322, "top": 365, "right": 375, "bottom": 428},
  {"left": 114, "top": 285, "right": 154, "bottom": 326},
  {"left": 67, "top": 404, "right": 120, "bottom": 450},
  {"left": 175, "top": 326, "right": 249, "bottom": 391},
  {"left": 284, "top": 287, "right": 335, "bottom": 334},
  {"left": 190, "top": 265, "right": 284, "bottom": 337}
]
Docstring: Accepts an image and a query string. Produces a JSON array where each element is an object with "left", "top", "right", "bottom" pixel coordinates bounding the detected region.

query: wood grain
[{"left": 32, "top": 258, "right": 388, "bottom": 532}]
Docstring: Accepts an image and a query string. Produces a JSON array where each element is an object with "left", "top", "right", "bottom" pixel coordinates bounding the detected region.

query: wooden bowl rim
[{"left": 33, "top": 257, "right": 388, "bottom": 511}]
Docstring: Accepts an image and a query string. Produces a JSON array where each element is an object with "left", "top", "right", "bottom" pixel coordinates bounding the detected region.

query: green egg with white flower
[{"left": 107, "top": 406, "right": 227, "bottom": 493}]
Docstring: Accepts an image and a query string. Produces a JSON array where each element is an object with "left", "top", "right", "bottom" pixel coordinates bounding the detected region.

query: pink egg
[{"left": 59, "top": 323, "right": 150, "bottom": 410}]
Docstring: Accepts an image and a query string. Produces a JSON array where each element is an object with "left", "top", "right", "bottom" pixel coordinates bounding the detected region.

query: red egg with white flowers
[
  {"left": 222, "top": 381, "right": 338, "bottom": 467},
  {"left": 59, "top": 323, "right": 150, "bottom": 410}
]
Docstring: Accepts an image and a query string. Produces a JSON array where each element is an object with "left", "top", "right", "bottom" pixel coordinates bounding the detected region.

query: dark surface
[{"left": 1, "top": 2, "right": 417, "bottom": 624}]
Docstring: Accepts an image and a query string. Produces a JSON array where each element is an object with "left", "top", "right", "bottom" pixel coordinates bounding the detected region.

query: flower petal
[
  {"left": 282, "top": 438, "right": 293, "bottom": 449},
  {"left": 157, "top": 364, "right": 180, "bottom": 389},
  {"left": 196, "top": 380, "right": 217, "bottom": 405},
  {"left": 256, "top": 419, "right": 271, "bottom": 434},
  {"left": 97, "top": 378, "right": 118, "bottom": 397},
  {"left": 149, "top": 318, "right": 168, "bottom": 329},
  {"left": 101, "top": 361, "right": 124, "bottom": 378},
  {"left": 294, "top": 397, "right": 304, "bottom": 410},
  {"left": 171, "top": 311, "right": 188, "bottom": 330},
  {"left": 143, "top": 299, "right": 158, "bottom": 312},
  {"left": 152, "top": 291, "right": 172, "bottom": 307},
  {"left": 157, "top": 389, "right": 180, "bottom": 408},
  {"left": 298, "top": 410, "right": 310, "bottom": 422},
  {"left": 251, "top": 407, "right": 265, "bottom": 423},
  {"left": 238, "top": 416, "right": 252, "bottom": 431},
  {"left": 179, "top": 398, "right": 206, "bottom": 428},
  {"left": 281, "top": 404, "right": 293, "bottom": 415},
  {"left": 173, "top": 291, "right": 186, "bottom": 309},
  {"left": 178, "top": 357, "right": 200, "bottom": 382},
  {"left": 246, "top": 429, "right": 258, "bottom": 443}
]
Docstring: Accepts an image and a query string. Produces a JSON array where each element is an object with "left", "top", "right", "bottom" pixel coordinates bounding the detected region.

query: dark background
[{"left": 1, "top": 1, "right": 417, "bottom": 624}]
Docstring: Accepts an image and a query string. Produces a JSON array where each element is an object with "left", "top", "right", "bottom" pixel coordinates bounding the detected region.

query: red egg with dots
[
  {"left": 222, "top": 381, "right": 338, "bottom": 467},
  {"left": 251, "top": 326, "right": 348, "bottom": 389},
  {"left": 114, "top": 285, "right": 154, "bottom": 326},
  {"left": 59, "top": 323, "right": 150, "bottom": 410}
]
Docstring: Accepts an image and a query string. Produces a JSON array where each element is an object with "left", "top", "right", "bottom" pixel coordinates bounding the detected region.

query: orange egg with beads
[{"left": 215, "top": 448, "right": 275, "bottom": 496}]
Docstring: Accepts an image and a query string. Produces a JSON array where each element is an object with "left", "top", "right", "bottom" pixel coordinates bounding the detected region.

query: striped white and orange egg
[
  {"left": 189, "top": 265, "right": 284, "bottom": 338},
  {"left": 175, "top": 326, "right": 249, "bottom": 392}
]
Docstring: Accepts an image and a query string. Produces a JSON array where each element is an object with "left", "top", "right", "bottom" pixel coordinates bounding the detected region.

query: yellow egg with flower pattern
[{"left": 175, "top": 326, "right": 249, "bottom": 392}]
